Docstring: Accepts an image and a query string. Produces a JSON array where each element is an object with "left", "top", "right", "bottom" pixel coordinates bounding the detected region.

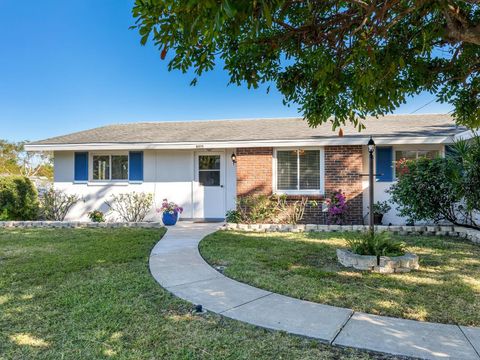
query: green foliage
[
  {"left": 0, "top": 175, "right": 39, "bottom": 220},
  {"left": 389, "top": 143, "right": 480, "bottom": 229},
  {"left": 105, "top": 192, "right": 153, "bottom": 222},
  {"left": 225, "top": 209, "right": 242, "bottom": 223},
  {"left": 88, "top": 210, "right": 105, "bottom": 223},
  {"left": 345, "top": 231, "right": 405, "bottom": 257},
  {"left": 449, "top": 135, "right": 480, "bottom": 214},
  {"left": 233, "top": 194, "right": 313, "bottom": 224},
  {"left": 372, "top": 201, "right": 392, "bottom": 215},
  {"left": 40, "top": 188, "right": 79, "bottom": 221},
  {"left": 389, "top": 157, "right": 461, "bottom": 224},
  {"left": 132, "top": 1, "right": 480, "bottom": 129}
]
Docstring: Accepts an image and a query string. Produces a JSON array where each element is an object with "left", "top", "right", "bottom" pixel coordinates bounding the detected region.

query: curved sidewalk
[{"left": 149, "top": 222, "right": 480, "bottom": 360}]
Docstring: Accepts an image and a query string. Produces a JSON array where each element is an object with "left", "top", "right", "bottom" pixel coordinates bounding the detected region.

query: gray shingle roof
[{"left": 30, "top": 114, "right": 464, "bottom": 145}]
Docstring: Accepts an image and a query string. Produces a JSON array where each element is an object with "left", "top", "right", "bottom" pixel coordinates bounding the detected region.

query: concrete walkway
[{"left": 149, "top": 222, "right": 480, "bottom": 360}]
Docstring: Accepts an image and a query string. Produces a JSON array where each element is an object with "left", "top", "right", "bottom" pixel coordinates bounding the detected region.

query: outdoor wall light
[{"left": 231, "top": 153, "right": 237, "bottom": 164}]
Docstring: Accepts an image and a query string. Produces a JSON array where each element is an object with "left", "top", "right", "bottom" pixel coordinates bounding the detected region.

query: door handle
[{"left": 220, "top": 185, "right": 224, "bottom": 188}]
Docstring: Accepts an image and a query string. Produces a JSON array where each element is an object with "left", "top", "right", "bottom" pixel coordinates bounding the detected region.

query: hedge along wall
[{"left": 223, "top": 223, "right": 480, "bottom": 245}]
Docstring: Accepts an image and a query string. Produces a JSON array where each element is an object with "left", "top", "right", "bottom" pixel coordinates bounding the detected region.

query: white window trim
[
  {"left": 272, "top": 147, "right": 325, "bottom": 196},
  {"left": 391, "top": 145, "right": 442, "bottom": 180},
  {"left": 89, "top": 151, "right": 130, "bottom": 183}
]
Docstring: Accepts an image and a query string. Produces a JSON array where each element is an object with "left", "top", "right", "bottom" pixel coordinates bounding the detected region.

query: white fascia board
[
  {"left": 24, "top": 135, "right": 456, "bottom": 152},
  {"left": 452, "top": 129, "right": 476, "bottom": 141}
]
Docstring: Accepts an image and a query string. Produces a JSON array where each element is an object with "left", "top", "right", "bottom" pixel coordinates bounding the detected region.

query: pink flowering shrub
[
  {"left": 325, "top": 189, "right": 348, "bottom": 225},
  {"left": 157, "top": 199, "right": 184, "bottom": 215}
]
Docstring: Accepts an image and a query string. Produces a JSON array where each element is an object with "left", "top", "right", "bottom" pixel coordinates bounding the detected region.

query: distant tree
[
  {"left": 132, "top": 0, "right": 480, "bottom": 130},
  {"left": 0, "top": 140, "right": 22, "bottom": 175},
  {"left": 0, "top": 140, "right": 53, "bottom": 179}
]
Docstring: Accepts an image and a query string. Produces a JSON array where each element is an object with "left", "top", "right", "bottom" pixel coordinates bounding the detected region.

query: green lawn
[
  {"left": 0, "top": 228, "right": 394, "bottom": 360},
  {"left": 200, "top": 231, "right": 480, "bottom": 326}
]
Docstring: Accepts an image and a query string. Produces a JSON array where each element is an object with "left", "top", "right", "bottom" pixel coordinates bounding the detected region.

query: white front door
[{"left": 195, "top": 152, "right": 225, "bottom": 219}]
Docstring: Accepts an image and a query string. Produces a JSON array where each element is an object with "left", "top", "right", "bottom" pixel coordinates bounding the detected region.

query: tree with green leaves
[{"left": 132, "top": 0, "right": 480, "bottom": 130}]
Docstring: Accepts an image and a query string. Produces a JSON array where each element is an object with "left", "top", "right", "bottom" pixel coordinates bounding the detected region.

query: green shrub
[
  {"left": 389, "top": 135, "right": 480, "bottom": 230},
  {"left": 232, "top": 194, "right": 314, "bottom": 224},
  {"left": 225, "top": 209, "right": 241, "bottom": 223},
  {"left": 345, "top": 231, "right": 405, "bottom": 257},
  {"left": 389, "top": 157, "right": 462, "bottom": 225},
  {"left": 0, "top": 175, "right": 39, "bottom": 220},
  {"left": 105, "top": 192, "right": 153, "bottom": 222},
  {"left": 88, "top": 210, "right": 105, "bottom": 223},
  {"left": 40, "top": 188, "right": 79, "bottom": 221},
  {"left": 372, "top": 201, "right": 391, "bottom": 215}
]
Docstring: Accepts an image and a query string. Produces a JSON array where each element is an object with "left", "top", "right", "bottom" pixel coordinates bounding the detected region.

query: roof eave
[{"left": 24, "top": 135, "right": 459, "bottom": 152}]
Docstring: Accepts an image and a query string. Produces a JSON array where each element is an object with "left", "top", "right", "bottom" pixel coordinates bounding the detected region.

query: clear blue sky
[{"left": 0, "top": 0, "right": 452, "bottom": 142}]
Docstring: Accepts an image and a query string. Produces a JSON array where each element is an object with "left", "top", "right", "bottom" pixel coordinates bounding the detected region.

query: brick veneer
[
  {"left": 236, "top": 146, "right": 364, "bottom": 224},
  {"left": 236, "top": 147, "right": 273, "bottom": 196},
  {"left": 324, "top": 145, "right": 363, "bottom": 224}
]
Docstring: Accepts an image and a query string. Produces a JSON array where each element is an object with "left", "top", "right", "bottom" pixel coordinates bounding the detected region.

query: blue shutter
[
  {"left": 445, "top": 145, "right": 455, "bottom": 158},
  {"left": 129, "top": 151, "right": 143, "bottom": 181},
  {"left": 74, "top": 152, "right": 88, "bottom": 182},
  {"left": 376, "top": 147, "right": 393, "bottom": 182}
]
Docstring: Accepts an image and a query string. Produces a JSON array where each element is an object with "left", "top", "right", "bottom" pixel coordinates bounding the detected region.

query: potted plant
[
  {"left": 371, "top": 201, "right": 391, "bottom": 225},
  {"left": 157, "top": 199, "right": 183, "bottom": 226}
]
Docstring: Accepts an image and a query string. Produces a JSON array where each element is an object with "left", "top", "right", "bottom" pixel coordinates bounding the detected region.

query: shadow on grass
[
  {"left": 1, "top": 227, "right": 391, "bottom": 360},
  {"left": 200, "top": 230, "right": 480, "bottom": 326}
]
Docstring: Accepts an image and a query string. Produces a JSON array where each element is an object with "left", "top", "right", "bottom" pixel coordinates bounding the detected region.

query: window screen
[
  {"left": 277, "top": 151, "right": 298, "bottom": 190},
  {"left": 299, "top": 150, "right": 320, "bottom": 189},
  {"left": 277, "top": 150, "right": 320, "bottom": 191},
  {"left": 93, "top": 155, "right": 110, "bottom": 180},
  {"left": 92, "top": 154, "right": 129, "bottom": 181},
  {"left": 111, "top": 155, "right": 128, "bottom": 180}
]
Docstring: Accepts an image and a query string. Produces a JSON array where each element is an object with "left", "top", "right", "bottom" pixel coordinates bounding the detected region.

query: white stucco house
[{"left": 25, "top": 114, "right": 471, "bottom": 224}]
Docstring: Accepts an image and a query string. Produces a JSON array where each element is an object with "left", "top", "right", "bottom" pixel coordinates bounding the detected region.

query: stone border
[
  {"left": 0, "top": 221, "right": 163, "bottom": 229},
  {"left": 336, "top": 249, "right": 419, "bottom": 273},
  {"left": 223, "top": 223, "right": 480, "bottom": 245}
]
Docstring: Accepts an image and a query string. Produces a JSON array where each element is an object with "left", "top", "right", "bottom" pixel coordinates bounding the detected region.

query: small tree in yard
[
  {"left": 105, "top": 192, "right": 153, "bottom": 222},
  {"left": 40, "top": 188, "right": 79, "bottom": 221},
  {"left": 389, "top": 156, "right": 479, "bottom": 230},
  {"left": 132, "top": 1, "right": 480, "bottom": 129}
]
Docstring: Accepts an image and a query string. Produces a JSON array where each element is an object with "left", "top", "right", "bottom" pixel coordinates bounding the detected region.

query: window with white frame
[
  {"left": 276, "top": 149, "right": 321, "bottom": 192},
  {"left": 394, "top": 150, "right": 439, "bottom": 176},
  {"left": 92, "top": 154, "right": 128, "bottom": 181}
]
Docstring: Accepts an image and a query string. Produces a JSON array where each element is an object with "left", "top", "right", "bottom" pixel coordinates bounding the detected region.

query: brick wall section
[
  {"left": 236, "top": 146, "right": 364, "bottom": 224},
  {"left": 236, "top": 147, "right": 273, "bottom": 196},
  {"left": 324, "top": 145, "right": 363, "bottom": 224}
]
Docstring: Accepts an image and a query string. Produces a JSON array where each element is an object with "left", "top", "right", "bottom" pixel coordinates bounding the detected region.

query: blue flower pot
[{"left": 162, "top": 211, "right": 178, "bottom": 226}]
